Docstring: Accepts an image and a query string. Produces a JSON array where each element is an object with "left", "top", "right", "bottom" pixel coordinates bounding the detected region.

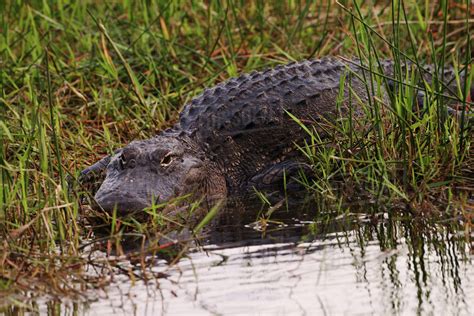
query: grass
[{"left": 0, "top": 0, "right": 472, "bottom": 308}]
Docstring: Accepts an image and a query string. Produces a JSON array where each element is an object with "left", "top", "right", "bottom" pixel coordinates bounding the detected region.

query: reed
[{"left": 0, "top": 0, "right": 471, "bottom": 304}]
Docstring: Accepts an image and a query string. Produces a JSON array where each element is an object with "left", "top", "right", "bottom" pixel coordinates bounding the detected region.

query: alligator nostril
[
  {"left": 118, "top": 155, "right": 126, "bottom": 170},
  {"left": 118, "top": 147, "right": 139, "bottom": 170},
  {"left": 118, "top": 155, "right": 125, "bottom": 170}
]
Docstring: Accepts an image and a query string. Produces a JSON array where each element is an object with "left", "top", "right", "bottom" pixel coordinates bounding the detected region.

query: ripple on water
[{"left": 77, "top": 230, "right": 472, "bottom": 316}]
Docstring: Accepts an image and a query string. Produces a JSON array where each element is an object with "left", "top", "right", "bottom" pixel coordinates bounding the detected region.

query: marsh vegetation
[{"left": 0, "top": 0, "right": 472, "bottom": 313}]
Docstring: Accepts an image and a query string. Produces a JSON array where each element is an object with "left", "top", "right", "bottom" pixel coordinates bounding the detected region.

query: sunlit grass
[{"left": 0, "top": 0, "right": 472, "bottom": 305}]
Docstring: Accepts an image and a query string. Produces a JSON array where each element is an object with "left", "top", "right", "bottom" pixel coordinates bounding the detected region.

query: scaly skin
[{"left": 79, "top": 57, "right": 471, "bottom": 214}]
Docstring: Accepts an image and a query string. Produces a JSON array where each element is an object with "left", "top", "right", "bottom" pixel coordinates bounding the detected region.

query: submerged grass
[{"left": 0, "top": 0, "right": 472, "bottom": 305}]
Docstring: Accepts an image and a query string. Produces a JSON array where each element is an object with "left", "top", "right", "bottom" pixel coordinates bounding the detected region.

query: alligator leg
[{"left": 247, "top": 160, "right": 312, "bottom": 192}]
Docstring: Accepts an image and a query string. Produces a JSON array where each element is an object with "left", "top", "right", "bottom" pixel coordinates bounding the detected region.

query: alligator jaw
[{"left": 93, "top": 190, "right": 152, "bottom": 215}]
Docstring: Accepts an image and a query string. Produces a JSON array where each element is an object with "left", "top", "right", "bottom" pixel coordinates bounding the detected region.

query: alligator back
[{"left": 174, "top": 58, "right": 463, "bottom": 189}]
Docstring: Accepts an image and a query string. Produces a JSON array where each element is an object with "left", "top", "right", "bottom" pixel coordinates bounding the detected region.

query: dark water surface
[{"left": 4, "top": 198, "right": 474, "bottom": 315}]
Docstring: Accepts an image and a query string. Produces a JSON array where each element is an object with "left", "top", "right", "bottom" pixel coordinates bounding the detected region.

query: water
[{"left": 3, "top": 198, "right": 473, "bottom": 315}]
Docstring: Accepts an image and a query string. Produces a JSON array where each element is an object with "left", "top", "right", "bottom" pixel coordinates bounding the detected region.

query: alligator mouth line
[{"left": 94, "top": 190, "right": 156, "bottom": 214}]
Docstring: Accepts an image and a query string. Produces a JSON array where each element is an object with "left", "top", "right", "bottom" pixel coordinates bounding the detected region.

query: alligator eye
[{"left": 160, "top": 153, "right": 174, "bottom": 166}]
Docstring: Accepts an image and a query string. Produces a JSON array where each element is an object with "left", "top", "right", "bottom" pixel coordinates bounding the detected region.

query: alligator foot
[{"left": 248, "top": 161, "right": 313, "bottom": 192}]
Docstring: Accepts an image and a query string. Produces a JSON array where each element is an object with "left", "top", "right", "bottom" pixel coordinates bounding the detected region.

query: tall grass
[
  {"left": 292, "top": 1, "right": 473, "bottom": 216},
  {"left": 0, "top": 0, "right": 472, "bottom": 303}
]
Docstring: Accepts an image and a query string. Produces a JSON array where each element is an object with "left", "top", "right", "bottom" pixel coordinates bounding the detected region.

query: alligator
[{"left": 79, "top": 57, "right": 472, "bottom": 215}]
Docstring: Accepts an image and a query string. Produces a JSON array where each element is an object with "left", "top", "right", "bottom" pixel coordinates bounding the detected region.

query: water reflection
[{"left": 1, "top": 196, "right": 472, "bottom": 315}]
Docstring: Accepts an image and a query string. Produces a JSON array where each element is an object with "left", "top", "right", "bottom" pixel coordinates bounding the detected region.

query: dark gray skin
[{"left": 80, "top": 58, "right": 471, "bottom": 214}]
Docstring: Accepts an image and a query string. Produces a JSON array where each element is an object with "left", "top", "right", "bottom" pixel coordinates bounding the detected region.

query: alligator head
[{"left": 92, "top": 134, "right": 226, "bottom": 215}]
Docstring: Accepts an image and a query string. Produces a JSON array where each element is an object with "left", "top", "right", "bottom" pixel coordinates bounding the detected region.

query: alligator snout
[
  {"left": 92, "top": 174, "right": 171, "bottom": 215},
  {"left": 94, "top": 190, "right": 153, "bottom": 214}
]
